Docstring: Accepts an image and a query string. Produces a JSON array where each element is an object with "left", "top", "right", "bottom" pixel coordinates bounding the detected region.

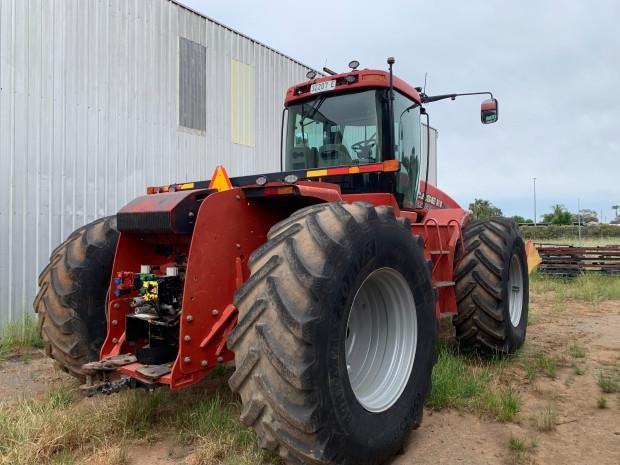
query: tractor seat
[
  {"left": 289, "top": 146, "right": 316, "bottom": 170},
  {"left": 318, "top": 144, "right": 352, "bottom": 168}
]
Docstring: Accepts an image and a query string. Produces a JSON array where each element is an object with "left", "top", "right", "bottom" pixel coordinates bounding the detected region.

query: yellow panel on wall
[{"left": 231, "top": 59, "right": 256, "bottom": 147}]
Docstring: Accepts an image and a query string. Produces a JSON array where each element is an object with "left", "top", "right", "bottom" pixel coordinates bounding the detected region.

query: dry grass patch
[
  {"left": 530, "top": 273, "right": 620, "bottom": 303},
  {"left": 0, "top": 377, "right": 280, "bottom": 465},
  {"left": 532, "top": 406, "right": 558, "bottom": 432}
]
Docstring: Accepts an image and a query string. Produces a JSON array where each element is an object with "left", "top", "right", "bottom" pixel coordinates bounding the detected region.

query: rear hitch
[
  {"left": 80, "top": 353, "right": 157, "bottom": 396},
  {"left": 82, "top": 376, "right": 133, "bottom": 397}
]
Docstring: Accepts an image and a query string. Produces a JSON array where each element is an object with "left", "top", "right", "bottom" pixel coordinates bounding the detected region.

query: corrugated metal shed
[
  {"left": 0, "top": 0, "right": 316, "bottom": 327},
  {"left": 0, "top": 0, "right": 439, "bottom": 328}
]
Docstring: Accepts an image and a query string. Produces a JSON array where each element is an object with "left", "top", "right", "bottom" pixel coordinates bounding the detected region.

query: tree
[
  {"left": 571, "top": 209, "right": 598, "bottom": 224},
  {"left": 612, "top": 205, "right": 619, "bottom": 218},
  {"left": 468, "top": 198, "right": 503, "bottom": 220},
  {"left": 542, "top": 204, "right": 572, "bottom": 225},
  {"left": 509, "top": 215, "right": 533, "bottom": 224}
]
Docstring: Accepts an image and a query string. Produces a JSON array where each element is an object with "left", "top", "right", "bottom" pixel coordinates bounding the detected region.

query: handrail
[
  {"left": 448, "top": 219, "right": 465, "bottom": 262},
  {"left": 423, "top": 218, "right": 443, "bottom": 273}
]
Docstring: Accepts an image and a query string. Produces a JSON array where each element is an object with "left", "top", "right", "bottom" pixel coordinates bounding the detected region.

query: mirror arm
[{"left": 421, "top": 91, "right": 494, "bottom": 103}]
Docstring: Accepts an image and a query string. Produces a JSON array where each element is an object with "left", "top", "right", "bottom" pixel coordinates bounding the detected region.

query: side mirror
[{"left": 481, "top": 98, "right": 499, "bottom": 124}]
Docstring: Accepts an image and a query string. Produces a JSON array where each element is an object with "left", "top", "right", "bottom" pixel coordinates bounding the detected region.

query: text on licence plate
[{"left": 310, "top": 80, "right": 336, "bottom": 94}]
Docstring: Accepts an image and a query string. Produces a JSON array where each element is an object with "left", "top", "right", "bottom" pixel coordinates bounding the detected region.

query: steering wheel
[{"left": 351, "top": 134, "right": 377, "bottom": 161}]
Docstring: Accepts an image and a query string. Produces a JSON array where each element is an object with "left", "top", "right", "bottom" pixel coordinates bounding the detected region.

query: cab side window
[{"left": 393, "top": 93, "right": 421, "bottom": 209}]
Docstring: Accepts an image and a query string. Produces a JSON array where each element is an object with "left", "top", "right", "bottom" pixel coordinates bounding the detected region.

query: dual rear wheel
[{"left": 454, "top": 218, "right": 529, "bottom": 353}]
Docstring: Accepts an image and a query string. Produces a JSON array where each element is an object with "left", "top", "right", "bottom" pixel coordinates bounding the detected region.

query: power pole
[
  {"left": 578, "top": 198, "right": 581, "bottom": 244},
  {"left": 533, "top": 177, "right": 537, "bottom": 226}
]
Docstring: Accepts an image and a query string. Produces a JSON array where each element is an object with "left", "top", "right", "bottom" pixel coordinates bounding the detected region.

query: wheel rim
[
  {"left": 508, "top": 254, "right": 524, "bottom": 327},
  {"left": 345, "top": 267, "right": 417, "bottom": 413}
]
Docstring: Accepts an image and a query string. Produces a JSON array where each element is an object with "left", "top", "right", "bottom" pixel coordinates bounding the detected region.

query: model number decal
[{"left": 416, "top": 192, "right": 444, "bottom": 209}]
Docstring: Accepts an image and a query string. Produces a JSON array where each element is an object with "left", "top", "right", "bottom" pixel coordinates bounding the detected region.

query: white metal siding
[{"left": 0, "top": 0, "right": 314, "bottom": 326}]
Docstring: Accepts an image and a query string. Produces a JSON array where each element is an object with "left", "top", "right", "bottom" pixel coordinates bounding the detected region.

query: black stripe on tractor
[
  {"left": 242, "top": 171, "right": 399, "bottom": 200},
  {"left": 162, "top": 168, "right": 399, "bottom": 199}
]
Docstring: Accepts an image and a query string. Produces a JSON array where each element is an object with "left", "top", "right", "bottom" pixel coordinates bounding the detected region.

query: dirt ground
[
  {"left": 1, "top": 292, "right": 619, "bottom": 465},
  {"left": 395, "top": 295, "right": 620, "bottom": 465}
]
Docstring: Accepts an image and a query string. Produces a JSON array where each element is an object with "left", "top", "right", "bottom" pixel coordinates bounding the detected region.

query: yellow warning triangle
[{"left": 209, "top": 166, "right": 233, "bottom": 192}]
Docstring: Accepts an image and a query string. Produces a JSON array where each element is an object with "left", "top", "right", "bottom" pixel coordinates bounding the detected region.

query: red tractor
[{"left": 35, "top": 58, "right": 528, "bottom": 465}]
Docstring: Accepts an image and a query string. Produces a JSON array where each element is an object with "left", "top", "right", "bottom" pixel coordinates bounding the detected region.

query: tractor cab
[
  {"left": 283, "top": 68, "right": 423, "bottom": 209},
  {"left": 282, "top": 61, "right": 499, "bottom": 211}
]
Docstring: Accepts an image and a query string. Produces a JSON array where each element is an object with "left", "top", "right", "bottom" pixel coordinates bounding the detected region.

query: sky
[{"left": 180, "top": 0, "right": 620, "bottom": 222}]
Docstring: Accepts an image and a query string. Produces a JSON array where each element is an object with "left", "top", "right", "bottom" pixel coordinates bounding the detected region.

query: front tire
[
  {"left": 227, "top": 202, "right": 436, "bottom": 465},
  {"left": 453, "top": 218, "right": 529, "bottom": 353},
  {"left": 33, "top": 216, "right": 119, "bottom": 378}
]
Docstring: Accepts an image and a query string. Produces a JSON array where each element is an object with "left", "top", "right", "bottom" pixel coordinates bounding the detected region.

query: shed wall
[{"left": 0, "top": 0, "right": 314, "bottom": 326}]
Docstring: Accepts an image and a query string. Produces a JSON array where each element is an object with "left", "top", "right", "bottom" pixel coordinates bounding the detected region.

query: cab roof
[{"left": 284, "top": 69, "right": 422, "bottom": 106}]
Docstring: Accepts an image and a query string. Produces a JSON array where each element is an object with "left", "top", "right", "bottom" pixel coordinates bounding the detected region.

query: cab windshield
[{"left": 284, "top": 90, "right": 385, "bottom": 171}]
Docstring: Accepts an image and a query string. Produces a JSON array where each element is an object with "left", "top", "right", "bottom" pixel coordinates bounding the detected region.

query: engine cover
[{"left": 117, "top": 189, "right": 212, "bottom": 234}]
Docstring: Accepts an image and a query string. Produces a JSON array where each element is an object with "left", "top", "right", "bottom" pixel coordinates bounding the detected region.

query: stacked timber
[{"left": 536, "top": 244, "right": 620, "bottom": 277}]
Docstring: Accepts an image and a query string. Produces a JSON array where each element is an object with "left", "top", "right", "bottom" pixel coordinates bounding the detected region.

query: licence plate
[{"left": 310, "top": 80, "right": 336, "bottom": 94}]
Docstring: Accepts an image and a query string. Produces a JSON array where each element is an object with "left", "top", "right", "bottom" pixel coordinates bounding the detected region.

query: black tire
[
  {"left": 227, "top": 202, "right": 436, "bottom": 465},
  {"left": 453, "top": 218, "right": 529, "bottom": 353},
  {"left": 33, "top": 216, "right": 119, "bottom": 378}
]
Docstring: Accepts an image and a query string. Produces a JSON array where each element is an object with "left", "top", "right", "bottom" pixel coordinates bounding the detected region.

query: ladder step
[
  {"left": 430, "top": 250, "right": 450, "bottom": 255},
  {"left": 433, "top": 281, "right": 455, "bottom": 288}
]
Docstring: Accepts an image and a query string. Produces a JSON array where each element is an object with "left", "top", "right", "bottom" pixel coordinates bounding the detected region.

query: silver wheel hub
[
  {"left": 345, "top": 267, "right": 417, "bottom": 413},
  {"left": 508, "top": 254, "right": 524, "bottom": 327}
]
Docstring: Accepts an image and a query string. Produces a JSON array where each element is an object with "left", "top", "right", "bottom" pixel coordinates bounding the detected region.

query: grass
[
  {"left": 0, "top": 314, "right": 44, "bottom": 360},
  {"left": 519, "top": 344, "right": 559, "bottom": 381},
  {"left": 597, "top": 372, "right": 620, "bottom": 393},
  {"left": 0, "top": 382, "right": 280, "bottom": 465},
  {"left": 532, "top": 406, "right": 558, "bottom": 432},
  {"left": 530, "top": 272, "right": 620, "bottom": 302},
  {"left": 568, "top": 342, "right": 586, "bottom": 359},
  {"left": 508, "top": 435, "right": 538, "bottom": 464},
  {"left": 427, "top": 343, "right": 520, "bottom": 421},
  {"left": 508, "top": 435, "right": 525, "bottom": 459},
  {"left": 596, "top": 397, "right": 607, "bottom": 409},
  {"left": 535, "top": 237, "right": 619, "bottom": 247}
]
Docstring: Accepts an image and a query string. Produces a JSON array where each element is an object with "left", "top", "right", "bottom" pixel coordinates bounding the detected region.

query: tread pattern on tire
[
  {"left": 33, "top": 216, "right": 118, "bottom": 378},
  {"left": 453, "top": 218, "right": 519, "bottom": 352},
  {"left": 228, "top": 201, "right": 431, "bottom": 465}
]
